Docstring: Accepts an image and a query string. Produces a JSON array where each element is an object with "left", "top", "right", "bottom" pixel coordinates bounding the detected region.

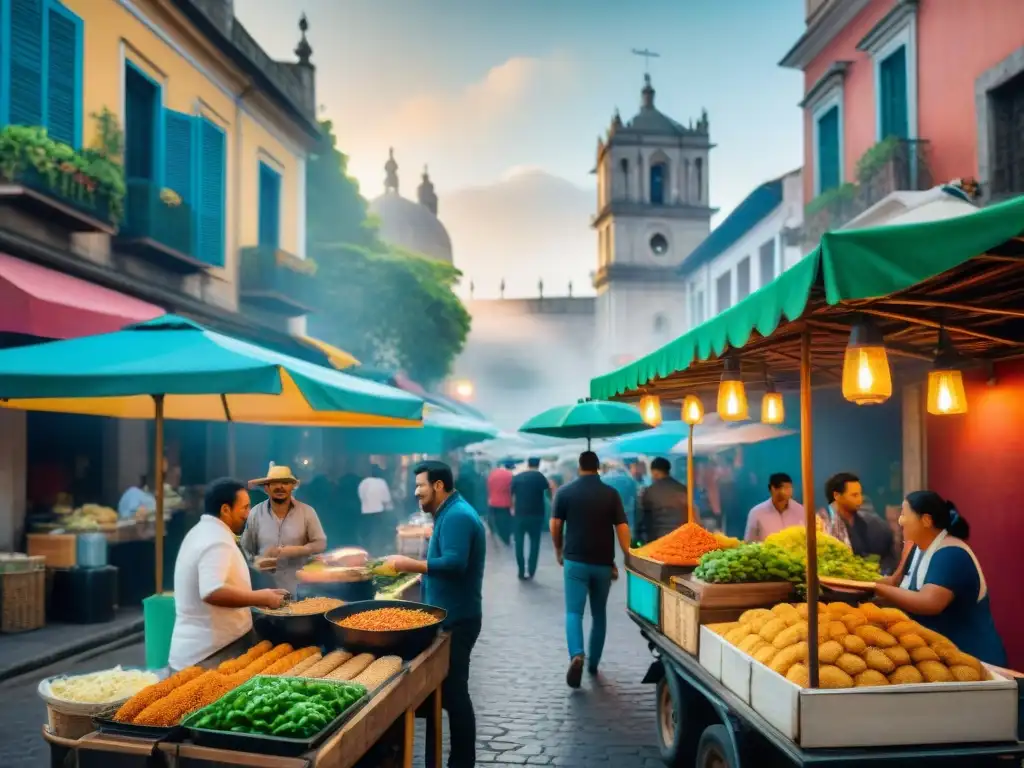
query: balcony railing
[
  {"left": 239, "top": 245, "right": 317, "bottom": 317},
  {"left": 803, "top": 138, "right": 931, "bottom": 247},
  {"left": 117, "top": 178, "right": 200, "bottom": 272}
]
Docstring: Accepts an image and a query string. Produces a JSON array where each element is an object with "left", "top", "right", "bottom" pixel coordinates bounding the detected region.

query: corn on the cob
[
  {"left": 327, "top": 653, "right": 374, "bottom": 680},
  {"left": 303, "top": 649, "right": 353, "bottom": 678},
  {"left": 217, "top": 640, "right": 273, "bottom": 674},
  {"left": 263, "top": 646, "right": 319, "bottom": 676},
  {"left": 133, "top": 671, "right": 232, "bottom": 726},
  {"left": 284, "top": 651, "right": 323, "bottom": 677},
  {"left": 351, "top": 656, "right": 403, "bottom": 689},
  {"left": 114, "top": 666, "right": 203, "bottom": 722}
]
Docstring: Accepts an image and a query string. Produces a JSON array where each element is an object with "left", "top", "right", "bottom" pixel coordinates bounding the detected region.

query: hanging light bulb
[
  {"left": 926, "top": 329, "right": 968, "bottom": 415},
  {"left": 841, "top": 319, "right": 892, "bottom": 405},
  {"left": 761, "top": 382, "right": 785, "bottom": 425},
  {"left": 639, "top": 394, "right": 662, "bottom": 426},
  {"left": 717, "top": 359, "right": 749, "bottom": 421},
  {"left": 681, "top": 394, "right": 704, "bottom": 426}
]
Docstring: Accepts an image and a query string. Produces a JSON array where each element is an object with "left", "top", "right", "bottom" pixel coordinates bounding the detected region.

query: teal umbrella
[
  {"left": 519, "top": 398, "right": 652, "bottom": 449},
  {"left": 0, "top": 315, "right": 425, "bottom": 589},
  {"left": 345, "top": 406, "right": 499, "bottom": 455}
]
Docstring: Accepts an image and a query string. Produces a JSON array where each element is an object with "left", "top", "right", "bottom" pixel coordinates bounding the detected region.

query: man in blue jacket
[{"left": 385, "top": 460, "right": 486, "bottom": 768}]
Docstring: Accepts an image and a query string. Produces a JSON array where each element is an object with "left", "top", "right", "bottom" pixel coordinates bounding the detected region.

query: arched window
[
  {"left": 694, "top": 158, "right": 703, "bottom": 202},
  {"left": 650, "top": 163, "right": 666, "bottom": 205}
]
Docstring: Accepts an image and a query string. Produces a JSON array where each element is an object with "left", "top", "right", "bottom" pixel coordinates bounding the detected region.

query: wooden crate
[
  {"left": 670, "top": 576, "right": 795, "bottom": 609},
  {"left": 1, "top": 568, "right": 46, "bottom": 633},
  {"left": 626, "top": 552, "right": 694, "bottom": 584},
  {"left": 27, "top": 534, "right": 77, "bottom": 568},
  {"left": 660, "top": 585, "right": 751, "bottom": 656}
]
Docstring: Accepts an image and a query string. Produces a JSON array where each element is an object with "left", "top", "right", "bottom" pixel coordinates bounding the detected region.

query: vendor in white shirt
[
  {"left": 358, "top": 464, "right": 394, "bottom": 554},
  {"left": 168, "top": 478, "right": 288, "bottom": 671}
]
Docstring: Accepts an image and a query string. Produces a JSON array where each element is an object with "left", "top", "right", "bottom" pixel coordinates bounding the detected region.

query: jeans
[
  {"left": 488, "top": 506, "right": 512, "bottom": 546},
  {"left": 513, "top": 515, "right": 543, "bottom": 576},
  {"left": 426, "top": 616, "right": 482, "bottom": 768},
  {"left": 563, "top": 559, "right": 613, "bottom": 669}
]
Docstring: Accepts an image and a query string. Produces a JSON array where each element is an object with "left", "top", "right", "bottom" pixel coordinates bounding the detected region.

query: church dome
[{"left": 368, "top": 150, "right": 453, "bottom": 264}]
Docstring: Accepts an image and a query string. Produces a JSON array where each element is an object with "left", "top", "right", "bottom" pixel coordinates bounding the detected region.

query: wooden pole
[
  {"left": 801, "top": 330, "right": 819, "bottom": 689},
  {"left": 153, "top": 394, "right": 166, "bottom": 596},
  {"left": 687, "top": 424, "right": 695, "bottom": 524}
]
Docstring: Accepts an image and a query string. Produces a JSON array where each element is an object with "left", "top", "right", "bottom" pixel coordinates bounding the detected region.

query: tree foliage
[{"left": 306, "top": 121, "right": 471, "bottom": 385}]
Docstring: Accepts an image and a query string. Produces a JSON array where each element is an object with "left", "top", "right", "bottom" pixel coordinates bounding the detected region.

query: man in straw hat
[{"left": 240, "top": 463, "right": 328, "bottom": 591}]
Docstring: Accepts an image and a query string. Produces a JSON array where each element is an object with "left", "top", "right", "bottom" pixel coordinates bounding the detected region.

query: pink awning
[{"left": 0, "top": 253, "right": 163, "bottom": 339}]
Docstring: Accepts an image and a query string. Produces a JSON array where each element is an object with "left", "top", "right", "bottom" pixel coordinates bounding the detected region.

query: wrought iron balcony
[
  {"left": 238, "top": 245, "right": 317, "bottom": 317},
  {"left": 117, "top": 178, "right": 201, "bottom": 272},
  {"left": 803, "top": 138, "right": 932, "bottom": 248}
]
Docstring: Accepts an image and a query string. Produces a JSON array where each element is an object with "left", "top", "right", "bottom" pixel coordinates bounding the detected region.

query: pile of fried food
[
  {"left": 709, "top": 601, "right": 990, "bottom": 689},
  {"left": 113, "top": 642, "right": 403, "bottom": 727},
  {"left": 335, "top": 607, "right": 439, "bottom": 632}
]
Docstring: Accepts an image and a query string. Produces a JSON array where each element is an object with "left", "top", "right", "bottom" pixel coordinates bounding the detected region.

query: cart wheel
[
  {"left": 696, "top": 724, "right": 739, "bottom": 768},
  {"left": 655, "top": 670, "right": 699, "bottom": 767}
]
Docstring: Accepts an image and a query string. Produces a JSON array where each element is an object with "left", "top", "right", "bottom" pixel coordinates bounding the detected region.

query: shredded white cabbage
[{"left": 47, "top": 666, "right": 159, "bottom": 704}]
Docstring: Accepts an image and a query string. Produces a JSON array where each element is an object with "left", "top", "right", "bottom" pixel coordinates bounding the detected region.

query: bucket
[{"left": 143, "top": 593, "right": 176, "bottom": 669}]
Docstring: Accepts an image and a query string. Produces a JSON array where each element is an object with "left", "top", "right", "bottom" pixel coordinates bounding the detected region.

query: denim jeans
[
  {"left": 563, "top": 559, "right": 613, "bottom": 668},
  {"left": 513, "top": 515, "right": 543, "bottom": 577},
  {"left": 426, "top": 616, "right": 482, "bottom": 768}
]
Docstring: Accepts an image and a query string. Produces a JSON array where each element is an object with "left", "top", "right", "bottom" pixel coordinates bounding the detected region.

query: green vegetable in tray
[
  {"left": 693, "top": 543, "right": 805, "bottom": 585},
  {"left": 188, "top": 676, "right": 368, "bottom": 739}
]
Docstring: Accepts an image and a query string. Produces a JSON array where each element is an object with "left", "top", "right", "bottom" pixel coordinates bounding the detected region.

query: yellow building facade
[{"left": 0, "top": 0, "right": 319, "bottom": 312}]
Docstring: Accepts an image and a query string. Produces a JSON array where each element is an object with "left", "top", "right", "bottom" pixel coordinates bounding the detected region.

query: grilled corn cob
[
  {"left": 352, "top": 656, "right": 403, "bottom": 689},
  {"left": 327, "top": 653, "right": 374, "bottom": 680}
]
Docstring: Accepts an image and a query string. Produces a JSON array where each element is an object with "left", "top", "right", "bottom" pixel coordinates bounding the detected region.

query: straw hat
[{"left": 249, "top": 462, "right": 299, "bottom": 487}]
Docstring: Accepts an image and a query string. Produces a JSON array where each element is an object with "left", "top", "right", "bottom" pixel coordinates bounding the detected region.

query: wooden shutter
[
  {"left": 817, "top": 106, "right": 840, "bottom": 192},
  {"left": 163, "top": 110, "right": 194, "bottom": 204},
  {"left": 9, "top": 0, "right": 44, "bottom": 127},
  {"left": 196, "top": 117, "right": 226, "bottom": 267},
  {"left": 258, "top": 162, "right": 281, "bottom": 249},
  {"left": 45, "top": 1, "right": 81, "bottom": 146}
]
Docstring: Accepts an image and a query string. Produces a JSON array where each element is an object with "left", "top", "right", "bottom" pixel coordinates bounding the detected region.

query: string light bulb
[
  {"left": 841, "top": 319, "right": 892, "bottom": 405},
  {"left": 717, "top": 359, "right": 749, "bottom": 421},
  {"left": 926, "top": 329, "right": 968, "bottom": 415},
  {"left": 681, "top": 395, "right": 704, "bottom": 426},
  {"left": 639, "top": 394, "right": 662, "bottom": 427},
  {"left": 761, "top": 383, "right": 785, "bottom": 425}
]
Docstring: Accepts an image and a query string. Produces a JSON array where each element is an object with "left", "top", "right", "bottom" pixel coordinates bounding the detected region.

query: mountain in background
[{"left": 440, "top": 168, "right": 595, "bottom": 299}]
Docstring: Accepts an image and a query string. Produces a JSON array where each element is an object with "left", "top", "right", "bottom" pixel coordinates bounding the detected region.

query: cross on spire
[{"left": 631, "top": 48, "right": 660, "bottom": 76}]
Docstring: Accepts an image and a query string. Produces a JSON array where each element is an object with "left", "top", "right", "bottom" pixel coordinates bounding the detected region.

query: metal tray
[
  {"left": 92, "top": 716, "right": 186, "bottom": 742},
  {"left": 182, "top": 676, "right": 370, "bottom": 757}
]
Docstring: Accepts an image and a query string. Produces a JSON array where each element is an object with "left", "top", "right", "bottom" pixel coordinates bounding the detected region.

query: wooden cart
[{"left": 43, "top": 633, "right": 451, "bottom": 768}]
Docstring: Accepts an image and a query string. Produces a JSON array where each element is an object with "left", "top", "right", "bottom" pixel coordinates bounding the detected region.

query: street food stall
[
  {"left": 592, "top": 195, "right": 1024, "bottom": 766},
  {"left": 39, "top": 599, "right": 451, "bottom": 767}
]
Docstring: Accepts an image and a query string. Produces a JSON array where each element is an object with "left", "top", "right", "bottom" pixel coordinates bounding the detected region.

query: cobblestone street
[{"left": 1, "top": 539, "right": 660, "bottom": 767}]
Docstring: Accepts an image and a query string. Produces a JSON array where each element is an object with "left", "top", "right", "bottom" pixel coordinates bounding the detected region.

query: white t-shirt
[
  {"left": 358, "top": 477, "right": 393, "bottom": 515},
  {"left": 169, "top": 516, "right": 253, "bottom": 671}
]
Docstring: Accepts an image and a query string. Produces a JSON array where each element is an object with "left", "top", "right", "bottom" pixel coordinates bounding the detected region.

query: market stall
[
  {"left": 39, "top": 601, "right": 451, "bottom": 768},
  {"left": 592, "top": 195, "right": 1024, "bottom": 765}
]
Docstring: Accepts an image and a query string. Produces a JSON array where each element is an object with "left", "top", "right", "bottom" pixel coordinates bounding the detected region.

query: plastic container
[
  {"left": 75, "top": 533, "right": 108, "bottom": 568},
  {"left": 143, "top": 593, "right": 176, "bottom": 670}
]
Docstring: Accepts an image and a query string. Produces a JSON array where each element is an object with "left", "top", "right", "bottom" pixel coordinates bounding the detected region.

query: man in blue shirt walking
[{"left": 385, "top": 460, "right": 486, "bottom": 768}]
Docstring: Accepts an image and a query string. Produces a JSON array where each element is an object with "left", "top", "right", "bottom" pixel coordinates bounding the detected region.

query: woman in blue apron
[{"left": 874, "top": 491, "right": 1007, "bottom": 666}]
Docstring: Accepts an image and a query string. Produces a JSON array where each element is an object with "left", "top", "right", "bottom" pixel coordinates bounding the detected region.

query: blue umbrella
[{"left": 604, "top": 419, "right": 691, "bottom": 456}]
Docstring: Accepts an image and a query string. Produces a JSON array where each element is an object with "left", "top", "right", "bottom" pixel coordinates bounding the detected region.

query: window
[
  {"left": 815, "top": 105, "right": 841, "bottom": 193},
  {"left": 650, "top": 163, "right": 666, "bottom": 205},
  {"left": 124, "top": 63, "right": 160, "bottom": 182},
  {"left": 991, "top": 72, "right": 1024, "bottom": 197},
  {"left": 694, "top": 158, "right": 703, "bottom": 202},
  {"left": 653, "top": 313, "right": 668, "bottom": 337},
  {"left": 759, "top": 238, "right": 776, "bottom": 286},
  {"left": 879, "top": 45, "right": 908, "bottom": 139},
  {"left": 196, "top": 118, "right": 226, "bottom": 266},
  {"left": 258, "top": 162, "right": 282, "bottom": 249},
  {"left": 692, "top": 289, "right": 704, "bottom": 327},
  {"left": 1, "top": 0, "right": 83, "bottom": 147},
  {"left": 736, "top": 257, "right": 751, "bottom": 301},
  {"left": 649, "top": 233, "right": 668, "bottom": 256},
  {"left": 715, "top": 272, "right": 731, "bottom": 314}
]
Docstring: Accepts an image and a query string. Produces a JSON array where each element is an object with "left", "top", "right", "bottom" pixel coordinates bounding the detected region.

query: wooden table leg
[
  {"left": 402, "top": 707, "right": 415, "bottom": 768},
  {"left": 432, "top": 686, "right": 443, "bottom": 768}
]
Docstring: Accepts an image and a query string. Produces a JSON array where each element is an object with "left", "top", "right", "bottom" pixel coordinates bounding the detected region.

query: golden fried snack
[
  {"left": 841, "top": 612, "right": 868, "bottom": 632},
  {"left": 753, "top": 645, "right": 778, "bottom": 665},
  {"left": 835, "top": 653, "right": 868, "bottom": 677},
  {"left": 286, "top": 652, "right": 323, "bottom": 677},
  {"left": 758, "top": 618, "right": 788, "bottom": 643},
  {"left": 864, "top": 648, "right": 896, "bottom": 675},
  {"left": 949, "top": 664, "right": 982, "bottom": 682},
  {"left": 877, "top": 607, "right": 910, "bottom": 626},
  {"left": 917, "top": 660, "right": 954, "bottom": 683},
  {"left": 818, "top": 640, "right": 844, "bottom": 665},
  {"left": 303, "top": 650, "right": 355, "bottom": 678},
  {"left": 773, "top": 623, "right": 808, "bottom": 650},
  {"left": 133, "top": 671, "right": 232, "bottom": 727},
  {"left": 819, "top": 665, "right": 855, "bottom": 689},
  {"left": 825, "top": 620, "right": 848, "bottom": 641},
  {"left": 910, "top": 646, "right": 940, "bottom": 663},
  {"left": 883, "top": 646, "right": 911, "bottom": 666},
  {"left": 854, "top": 669, "right": 889, "bottom": 687},
  {"left": 739, "top": 608, "right": 771, "bottom": 625},
  {"left": 769, "top": 642, "right": 807, "bottom": 676},
  {"left": 263, "top": 646, "right": 319, "bottom": 676},
  {"left": 114, "top": 666, "right": 203, "bottom": 722},
  {"left": 786, "top": 663, "right": 809, "bottom": 687},
  {"left": 854, "top": 625, "right": 898, "bottom": 648},
  {"left": 841, "top": 634, "right": 867, "bottom": 655},
  {"left": 889, "top": 665, "right": 925, "bottom": 685},
  {"left": 887, "top": 621, "right": 919, "bottom": 638},
  {"left": 217, "top": 640, "right": 273, "bottom": 674},
  {"left": 899, "top": 633, "right": 927, "bottom": 650}
]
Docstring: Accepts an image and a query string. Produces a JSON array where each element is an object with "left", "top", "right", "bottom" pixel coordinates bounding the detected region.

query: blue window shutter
[
  {"left": 196, "top": 117, "right": 226, "bottom": 267},
  {"left": 9, "top": 0, "right": 43, "bottom": 127},
  {"left": 817, "top": 106, "right": 840, "bottom": 193},
  {"left": 880, "top": 46, "right": 908, "bottom": 139},
  {"left": 45, "top": 1, "right": 82, "bottom": 146},
  {"left": 163, "top": 110, "right": 194, "bottom": 205},
  {"left": 0, "top": 0, "right": 8, "bottom": 127},
  {"left": 258, "top": 161, "right": 281, "bottom": 248}
]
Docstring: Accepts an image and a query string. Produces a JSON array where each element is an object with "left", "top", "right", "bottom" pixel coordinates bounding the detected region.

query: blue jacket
[{"left": 424, "top": 492, "right": 486, "bottom": 626}]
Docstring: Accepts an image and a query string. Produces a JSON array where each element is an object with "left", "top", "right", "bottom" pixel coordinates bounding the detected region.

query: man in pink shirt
[
  {"left": 743, "top": 472, "right": 805, "bottom": 542},
  {"left": 487, "top": 462, "right": 514, "bottom": 546}
]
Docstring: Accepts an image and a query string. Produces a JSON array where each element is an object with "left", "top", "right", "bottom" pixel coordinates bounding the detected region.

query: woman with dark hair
[{"left": 874, "top": 491, "right": 1006, "bottom": 665}]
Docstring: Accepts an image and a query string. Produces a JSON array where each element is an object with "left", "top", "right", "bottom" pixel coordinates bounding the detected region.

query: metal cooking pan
[
  {"left": 252, "top": 596, "right": 341, "bottom": 648},
  {"left": 324, "top": 600, "right": 446, "bottom": 660}
]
